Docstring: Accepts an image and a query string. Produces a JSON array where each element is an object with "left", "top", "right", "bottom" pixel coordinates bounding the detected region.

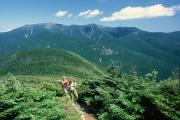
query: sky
[{"left": 0, "top": 0, "right": 180, "bottom": 33}]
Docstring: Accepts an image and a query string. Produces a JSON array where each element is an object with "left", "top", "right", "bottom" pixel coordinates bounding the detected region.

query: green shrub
[
  {"left": 0, "top": 73, "right": 80, "bottom": 120},
  {"left": 79, "top": 64, "right": 180, "bottom": 120}
]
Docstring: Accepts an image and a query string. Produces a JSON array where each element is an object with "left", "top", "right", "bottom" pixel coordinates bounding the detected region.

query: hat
[{"left": 63, "top": 76, "right": 66, "bottom": 79}]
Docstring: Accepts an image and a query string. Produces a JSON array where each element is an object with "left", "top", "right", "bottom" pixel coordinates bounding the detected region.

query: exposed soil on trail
[
  {"left": 73, "top": 102, "right": 96, "bottom": 120},
  {"left": 81, "top": 113, "right": 96, "bottom": 120},
  {"left": 78, "top": 102, "right": 96, "bottom": 120},
  {"left": 65, "top": 95, "right": 96, "bottom": 120}
]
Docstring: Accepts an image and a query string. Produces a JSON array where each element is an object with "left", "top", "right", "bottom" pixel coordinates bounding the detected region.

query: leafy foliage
[
  {"left": 0, "top": 46, "right": 180, "bottom": 119},
  {"left": 79, "top": 63, "right": 180, "bottom": 120},
  {"left": 150, "top": 77, "right": 180, "bottom": 120},
  {"left": 0, "top": 73, "right": 80, "bottom": 120}
]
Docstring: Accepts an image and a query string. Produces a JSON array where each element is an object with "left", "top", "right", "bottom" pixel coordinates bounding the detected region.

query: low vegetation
[
  {"left": 79, "top": 63, "right": 180, "bottom": 120},
  {"left": 0, "top": 49, "right": 180, "bottom": 119},
  {"left": 0, "top": 73, "right": 80, "bottom": 120}
]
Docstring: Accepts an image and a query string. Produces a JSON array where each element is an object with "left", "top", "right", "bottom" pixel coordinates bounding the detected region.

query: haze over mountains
[{"left": 0, "top": 23, "right": 180, "bottom": 81}]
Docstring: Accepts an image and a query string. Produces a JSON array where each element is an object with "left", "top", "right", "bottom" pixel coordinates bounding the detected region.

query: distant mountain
[
  {"left": 0, "top": 23, "right": 180, "bottom": 81},
  {"left": 0, "top": 48, "right": 103, "bottom": 78}
]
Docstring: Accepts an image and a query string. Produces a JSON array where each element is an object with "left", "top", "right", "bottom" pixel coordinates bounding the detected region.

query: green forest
[{"left": 0, "top": 48, "right": 180, "bottom": 120}]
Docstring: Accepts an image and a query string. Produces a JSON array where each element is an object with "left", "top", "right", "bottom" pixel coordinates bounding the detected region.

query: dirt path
[
  {"left": 80, "top": 112, "right": 96, "bottom": 120},
  {"left": 73, "top": 102, "right": 96, "bottom": 120},
  {"left": 79, "top": 103, "right": 96, "bottom": 120}
]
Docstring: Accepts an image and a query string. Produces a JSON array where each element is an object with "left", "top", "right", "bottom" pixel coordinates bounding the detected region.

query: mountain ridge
[
  {"left": 0, "top": 48, "right": 103, "bottom": 78},
  {"left": 0, "top": 23, "right": 180, "bottom": 81}
]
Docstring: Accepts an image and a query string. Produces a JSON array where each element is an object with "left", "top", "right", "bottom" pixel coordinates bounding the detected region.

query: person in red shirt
[{"left": 61, "top": 76, "right": 68, "bottom": 97}]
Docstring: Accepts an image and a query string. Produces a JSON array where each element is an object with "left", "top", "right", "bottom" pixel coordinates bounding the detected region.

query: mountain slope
[
  {"left": 0, "top": 48, "right": 103, "bottom": 78},
  {"left": 0, "top": 23, "right": 180, "bottom": 81}
]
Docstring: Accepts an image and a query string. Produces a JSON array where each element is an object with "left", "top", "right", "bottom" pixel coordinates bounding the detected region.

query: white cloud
[
  {"left": 68, "top": 14, "right": 72, "bottom": 17},
  {"left": 2, "top": 29, "right": 13, "bottom": 32},
  {"left": 75, "top": 10, "right": 91, "bottom": 17},
  {"left": 75, "top": 9, "right": 103, "bottom": 18},
  {"left": 0, "top": 26, "right": 13, "bottom": 32},
  {"left": 100, "top": 4, "right": 180, "bottom": 21},
  {"left": 55, "top": 11, "right": 68, "bottom": 17},
  {"left": 98, "top": 0, "right": 108, "bottom": 2},
  {"left": 85, "top": 9, "right": 103, "bottom": 18}
]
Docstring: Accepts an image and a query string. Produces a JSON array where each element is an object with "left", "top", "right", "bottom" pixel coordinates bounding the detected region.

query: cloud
[
  {"left": 85, "top": 9, "right": 103, "bottom": 18},
  {"left": 75, "top": 9, "right": 103, "bottom": 18},
  {"left": 100, "top": 4, "right": 180, "bottom": 21},
  {"left": 2, "top": 29, "right": 13, "bottom": 32},
  {"left": 98, "top": 0, "right": 108, "bottom": 2},
  {"left": 55, "top": 11, "right": 68, "bottom": 17},
  {"left": 68, "top": 14, "right": 72, "bottom": 17},
  {"left": 75, "top": 10, "right": 91, "bottom": 17}
]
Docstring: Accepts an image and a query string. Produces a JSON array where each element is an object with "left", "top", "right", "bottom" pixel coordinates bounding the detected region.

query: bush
[
  {"left": 79, "top": 64, "right": 180, "bottom": 120},
  {"left": 0, "top": 73, "right": 80, "bottom": 120}
]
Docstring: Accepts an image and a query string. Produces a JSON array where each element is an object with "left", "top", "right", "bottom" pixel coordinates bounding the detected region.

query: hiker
[
  {"left": 61, "top": 76, "right": 68, "bottom": 97},
  {"left": 68, "top": 77, "right": 78, "bottom": 103}
]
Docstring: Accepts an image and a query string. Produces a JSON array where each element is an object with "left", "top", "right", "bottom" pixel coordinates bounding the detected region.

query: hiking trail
[{"left": 73, "top": 102, "right": 96, "bottom": 120}]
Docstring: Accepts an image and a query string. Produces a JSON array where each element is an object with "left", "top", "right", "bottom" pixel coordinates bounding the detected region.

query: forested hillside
[
  {"left": 1, "top": 0, "right": 180, "bottom": 119},
  {"left": 0, "top": 60, "right": 180, "bottom": 119},
  {"left": 0, "top": 23, "right": 180, "bottom": 81},
  {"left": 0, "top": 48, "right": 104, "bottom": 119},
  {"left": 0, "top": 48, "right": 103, "bottom": 78}
]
